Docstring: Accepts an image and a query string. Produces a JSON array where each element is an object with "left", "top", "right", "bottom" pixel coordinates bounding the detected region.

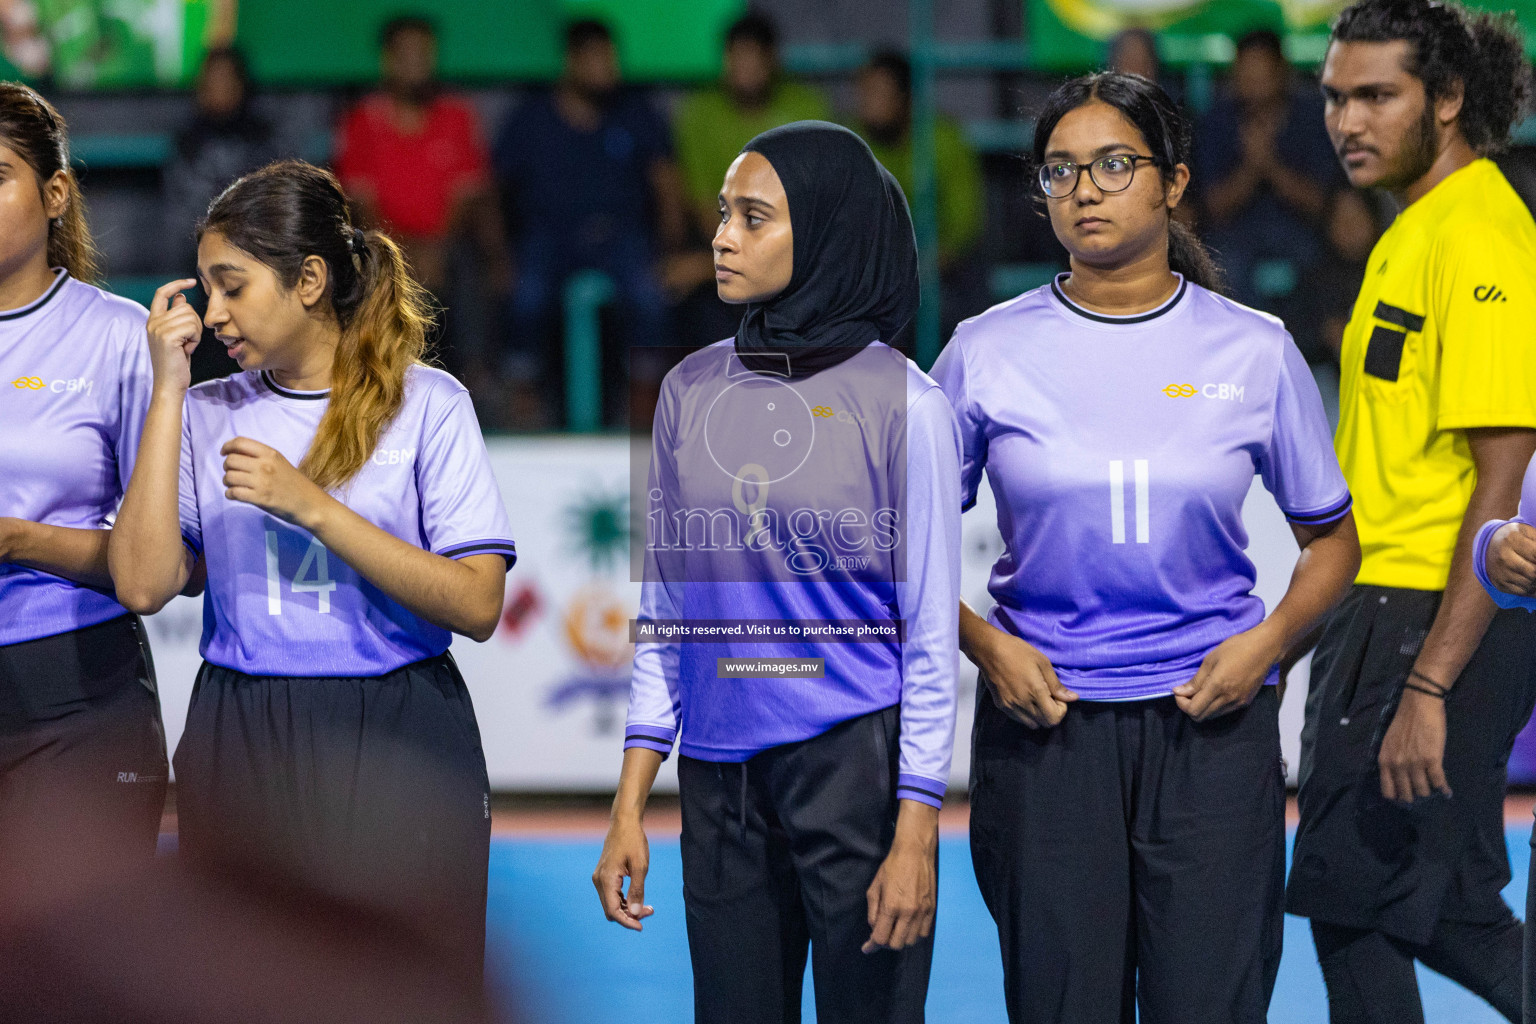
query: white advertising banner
[{"left": 143, "top": 436, "right": 1311, "bottom": 791}]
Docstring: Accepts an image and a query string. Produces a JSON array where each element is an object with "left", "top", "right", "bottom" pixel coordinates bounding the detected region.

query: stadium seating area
[{"left": 27, "top": 0, "right": 1536, "bottom": 433}]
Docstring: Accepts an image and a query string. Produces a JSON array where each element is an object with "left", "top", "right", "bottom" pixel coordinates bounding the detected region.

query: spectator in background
[
  {"left": 334, "top": 14, "right": 505, "bottom": 378},
  {"left": 1108, "top": 28, "right": 1160, "bottom": 81},
  {"left": 1290, "top": 188, "right": 1383, "bottom": 365},
  {"left": 163, "top": 45, "right": 275, "bottom": 383},
  {"left": 669, "top": 11, "right": 831, "bottom": 350},
  {"left": 852, "top": 50, "right": 986, "bottom": 335},
  {"left": 1107, "top": 27, "right": 1183, "bottom": 107},
  {"left": 853, "top": 51, "right": 982, "bottom": 274},
  {"left": 1195, "top": 29, "right": 1339, "bottom": 307},
  {"left": 164, "top": 47, "right": 275, "bottom": 266},
  {"left": 674, "top": 12, "right": 830, "bottom": 237},
  {"left": 1278, "top": 188, "right": 1383, "bottom": 431},
  {"left": 493, "top": 19, "right": 684, "bottom": 424}
]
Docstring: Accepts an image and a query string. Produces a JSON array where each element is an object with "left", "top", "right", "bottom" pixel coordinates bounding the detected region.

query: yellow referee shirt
[{"left": 1337, "top": 158, "right": 1536, "bottom": 590}]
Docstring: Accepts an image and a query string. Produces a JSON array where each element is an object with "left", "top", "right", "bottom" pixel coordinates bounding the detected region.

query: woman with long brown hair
[
  {"left": 110, "top": 159, "right": 516, "bottom": 977},
  {"left": 0, "top": 81, "right": 168, "bottom": 894}
]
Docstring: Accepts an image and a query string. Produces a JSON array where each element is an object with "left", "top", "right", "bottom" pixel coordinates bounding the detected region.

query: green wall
[
  {"left": 237, "top": 0, "right": 746, "bottom": 85},
  {"left": 0, "top": 0, "right": 747, "bottom": 89}
]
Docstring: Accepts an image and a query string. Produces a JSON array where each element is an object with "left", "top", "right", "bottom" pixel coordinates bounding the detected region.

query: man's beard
[{"left": 1378, "top": 100, "right": 1441, "bottom": 190}]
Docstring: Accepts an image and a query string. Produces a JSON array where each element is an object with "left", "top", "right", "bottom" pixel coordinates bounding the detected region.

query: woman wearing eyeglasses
[{"left": 930, "top": 72, "right": 1361, "bottom": 1022}]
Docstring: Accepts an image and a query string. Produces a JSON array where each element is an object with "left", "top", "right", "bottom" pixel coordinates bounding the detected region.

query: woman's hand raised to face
[{"left": 146, "top": 279, "right": 203, "bottom": 395}]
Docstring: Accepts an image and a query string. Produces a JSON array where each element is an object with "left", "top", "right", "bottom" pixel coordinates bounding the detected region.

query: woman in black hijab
[
  {"left": 594, "top": 122, "right": 962, "bottom": 1024},
  {"left": 730, "top": 120, "right": 919, "bottom": 376}
]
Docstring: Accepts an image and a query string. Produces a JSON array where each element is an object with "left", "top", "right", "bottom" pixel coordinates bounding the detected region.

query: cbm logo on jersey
[
  {"left": 1474, "top": 285, "right": 1509, "bottom": 303},
  {"left": 1162, "top": 382, "right": 1245, "bottom": 402},
  {"left": 811, "top": 404, "right": 867, "bottom": 425},
  {"left": 370, "top": 446, "right": 416, "bottom": 466},
  {"left": 11, "top": 375, "right": 94, "bottom": 395}
]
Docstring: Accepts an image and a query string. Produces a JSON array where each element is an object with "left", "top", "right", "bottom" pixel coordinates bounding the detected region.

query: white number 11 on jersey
[
  {"left": 265, "top": 530, "right": 337, "bottom": 614},
  {"left": 1109, "top": 459, "right": 1150, "bottom": 544}
]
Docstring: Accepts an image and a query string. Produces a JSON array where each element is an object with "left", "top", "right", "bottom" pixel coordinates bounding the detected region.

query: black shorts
[
  {"left": 1288, "top": 585, "right": 1536, "bottom": 944},
  {"left": 969, "top": 683, "right": 1286, "bottom": 1024},
  {"left": 173, "top": 652, "right": 492, "bottom": 974},
  {"left": 0, "top": 614, "right": 168, "bottom": 893}
]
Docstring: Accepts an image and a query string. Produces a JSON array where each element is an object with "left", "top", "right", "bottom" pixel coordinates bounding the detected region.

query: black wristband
[
  {"left": 1408, "top": 668, "right": 1450, "bottom": 696},
  {"left": 1403, "top": 679, "right": 1447, "bottom": 700}
]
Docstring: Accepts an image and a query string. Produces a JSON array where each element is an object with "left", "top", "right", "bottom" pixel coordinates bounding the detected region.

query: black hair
[
  {"left": 1031, "top": 71, "right": 1225, "bottom": 293},
  {"left": 0, "top": 82, "right": 99, "bottom": 282},
  {"left": 1235, "top": 28, "right": 1286, "bottom": 60},
  {"left": 379, "top": 14, "right": 435, "bottom": 50},
  {"left": 726, "top": 11, "right": 779, "bottom": 52},
  {"left": 565, "top": 18, "right": 613, "bottom": 53},
  {"left": 863, "top": 50, "right": 912, "bottom": 100},
  {"left": 1332, "top": 0, "right": 1531, "bottom": 154}
]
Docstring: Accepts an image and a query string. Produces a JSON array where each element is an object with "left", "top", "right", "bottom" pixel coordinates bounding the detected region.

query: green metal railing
[{"left": 562, "top": 269, "right": 613, "bottom": 433}]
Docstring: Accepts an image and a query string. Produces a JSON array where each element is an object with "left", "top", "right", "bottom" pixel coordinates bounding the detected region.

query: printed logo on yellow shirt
[{"left": 1473, "top": 285, "right": 1508, "bottom": 303}]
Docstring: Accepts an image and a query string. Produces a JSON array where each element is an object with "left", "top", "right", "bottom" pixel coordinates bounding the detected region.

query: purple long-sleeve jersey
[
  {"left": 178, "top": 365, "right": 516, "bottom": 676},
  {"left": 0, "top": 272, "right": 151, "bottom": 644},
  {"left": 1474, "top": 453, "right": 1536, "bottom": 611},
  {"left": 623, "top": 341, "right": 962, "bottom": 807},
  {"left": 931, "top": 276, "right": 1351, "bottom": 700}
]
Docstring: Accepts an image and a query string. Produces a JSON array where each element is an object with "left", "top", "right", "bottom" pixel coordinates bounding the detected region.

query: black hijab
[{"left": 733, "top": 121, "right": 919, "bottom": 379}]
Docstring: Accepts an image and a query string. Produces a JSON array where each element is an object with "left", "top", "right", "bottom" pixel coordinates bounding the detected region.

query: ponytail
[
  {"left": 1169, "top": 220, "right": 1225, "bottom": 294},
  {"left": 301, "top": 230, "right": 433, "bottom": 491},
  {"left": 0, "top": 82, "right": 101, "bottom": 283},
  {"left": 200, "top": 160, "right": 435, "bottom": 491}
]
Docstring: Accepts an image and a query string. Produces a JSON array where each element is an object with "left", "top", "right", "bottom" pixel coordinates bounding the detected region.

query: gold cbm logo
[
  {"left": 11, "top": 375, "right": 94, "bottom": 395},
  {"left": 1163, "top": 382, "right": 1246, "bottom": 402}
]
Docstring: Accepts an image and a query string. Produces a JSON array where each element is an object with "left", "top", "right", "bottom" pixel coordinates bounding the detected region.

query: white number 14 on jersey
[{"left": 265, "top": 530, "right": 337, "bottom": 614}]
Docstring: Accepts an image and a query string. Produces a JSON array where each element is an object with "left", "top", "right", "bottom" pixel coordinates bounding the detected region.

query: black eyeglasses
[{"left": 1037, "top": 154, "right": 1162, "bottom": 198}]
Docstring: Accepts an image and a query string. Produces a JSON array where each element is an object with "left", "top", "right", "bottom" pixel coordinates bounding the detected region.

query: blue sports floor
[{"left": 485, "top": 822, "right": 1531, "bottom": 1023}]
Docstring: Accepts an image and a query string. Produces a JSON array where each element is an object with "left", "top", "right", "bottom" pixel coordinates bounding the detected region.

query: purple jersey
[
  {"left": 932, "top": 276, "right": 1350, "bottom": 701},
  {"left": 1474, "top": 453, "right": 1536, "bottom": 611},
  {"left": 0, "top": 272, "right": 151, "bottom": 645},
  {"left": 623, "top": 341, "right": 961, "bottom": 807},
  {"left": 179, "top": 365, "right": 516, "bottom": 676}
]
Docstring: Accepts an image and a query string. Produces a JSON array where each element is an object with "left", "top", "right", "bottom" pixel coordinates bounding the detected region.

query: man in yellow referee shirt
[{"left": 1286, "top": 1, "right": 1536, "bottom": 1020}]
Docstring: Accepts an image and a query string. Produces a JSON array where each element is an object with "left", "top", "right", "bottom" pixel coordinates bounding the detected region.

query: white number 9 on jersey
[{"left": 265, "top": 529, "right": 338, "bottom": 614}]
